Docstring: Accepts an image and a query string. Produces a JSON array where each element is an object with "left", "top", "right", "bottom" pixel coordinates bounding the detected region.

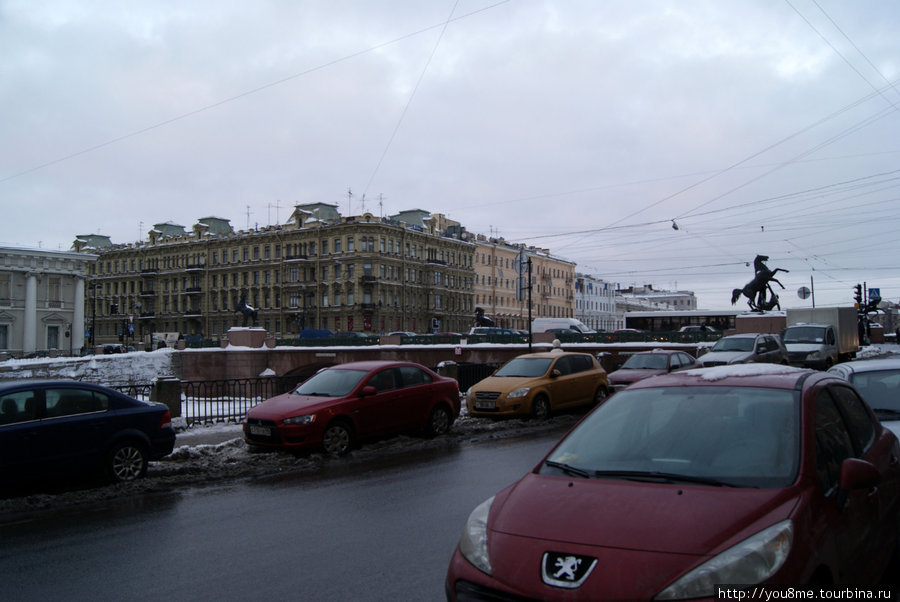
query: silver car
[
  {"left": 828, "top": 357, "right": 900, "bottom": 438},
  {"left": 699, "top": 333, "right": 789, "bottom": 367}
]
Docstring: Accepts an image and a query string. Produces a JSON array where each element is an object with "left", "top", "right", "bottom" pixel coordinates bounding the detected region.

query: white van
[{"left": 531, "top": 318, "right": 595, "bottom": 334}]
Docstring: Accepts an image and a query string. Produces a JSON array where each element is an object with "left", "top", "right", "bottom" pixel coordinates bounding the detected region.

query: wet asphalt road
[{"left": 0, "top": 426, "right": 569, "bottom": 601}]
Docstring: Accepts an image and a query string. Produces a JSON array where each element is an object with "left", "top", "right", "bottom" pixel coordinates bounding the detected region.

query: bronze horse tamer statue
[{"left": 731, "top": 255, "right": 788, "bottom": 312}]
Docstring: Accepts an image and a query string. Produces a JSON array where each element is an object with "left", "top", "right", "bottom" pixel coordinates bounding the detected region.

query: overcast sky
[{"left": 3, "top": 0, "right": 900, "bottom": 310}]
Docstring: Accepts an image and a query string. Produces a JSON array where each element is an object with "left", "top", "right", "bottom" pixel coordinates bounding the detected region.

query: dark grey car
[{"left": 699, "top": 333, "right": 789, "bottom": 367}]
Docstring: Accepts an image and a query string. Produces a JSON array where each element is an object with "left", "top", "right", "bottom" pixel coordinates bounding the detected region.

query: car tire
[
  {"left": 426, "top": 404, "right": 452, "bottom": 437},
  {"left": 593, "top": 386, "right": 609, "bottom": 406},
  {"left": 106, "top": 440, "right": 148, "bottom": 483},
  {"left": 531, "top": 395, "right": 550, "bottom": 420},
  {"left": 322, "top": 421, "right": 354, "bottom": 456}
]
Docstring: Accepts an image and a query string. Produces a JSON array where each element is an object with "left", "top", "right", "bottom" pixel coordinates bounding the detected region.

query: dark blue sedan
[{"left": 0, "top": 380, "right": 176, "bottom": 483}]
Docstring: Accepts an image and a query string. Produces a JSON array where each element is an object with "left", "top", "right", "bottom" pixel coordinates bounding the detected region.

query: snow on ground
[
  {"left": 0, "top": 348, "right": 176, "bottom": 383},
  {"left": 0, "top": 412, "right": 580, "bottom": 515}
]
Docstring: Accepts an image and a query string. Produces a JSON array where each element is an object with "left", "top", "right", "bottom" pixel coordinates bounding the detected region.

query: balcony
[
  {"left": 185, "top": 263, "right": 205, "bottom": 272},
  {"left": 361, "top": 275, "right": 377, "bottom": 284},
  {"left": 139, "top": 289, "right": 156, "bottom": 297},
  {"left": 184, "top": 287, "right": 202, "bottom": 295}
]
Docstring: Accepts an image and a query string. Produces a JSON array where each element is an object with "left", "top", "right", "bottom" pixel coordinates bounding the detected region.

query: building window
[
  {"left": 334, "top": 238, "right": 342, "bottom": 253},
  {"left": 0, "top": 274, "right": 9, "bottom": 306},
  {"left": 347, "top": 237, "right": 354, "bottom": 252},
  {"left": 48, "top": 277, "right": 62, "bottom": 308}
]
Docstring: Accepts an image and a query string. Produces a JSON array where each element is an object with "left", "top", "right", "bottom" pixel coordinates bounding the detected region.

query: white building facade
[
  {"left": 0, "top": 247, "right": 97, "bottom": 357},
  {"left": 574, "top": 274, "right": 618, "bottom": 332}
]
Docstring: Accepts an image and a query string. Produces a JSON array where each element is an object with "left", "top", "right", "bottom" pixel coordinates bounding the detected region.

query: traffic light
[{"left": 853, "top": 284, "right": 863, "bottom": 306}]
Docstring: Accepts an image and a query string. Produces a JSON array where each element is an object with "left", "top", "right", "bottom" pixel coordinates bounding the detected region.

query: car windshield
[
  {"left": 783, "top": 326, "right": 824, "bottom": 344},
  {"left": 621, "top": 354, "right": 668, "bottom": 370},
  {"left": 494, "top": 357, "right": 553, "bottom": 377},
  {"left": 711, "top": 337, "right": 755, "bottom": 352},
  {"left": 293, "top": 368, "right": 369, "bottom": 397},
  {"left": 851, "top": 369, "right": 900, "bottom": 415},
  {"left": 539, "top": 386, "right": 799, "bottom": 488}
]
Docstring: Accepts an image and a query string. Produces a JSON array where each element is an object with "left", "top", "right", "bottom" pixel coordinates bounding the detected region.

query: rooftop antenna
[
  {"left": 378, "top": 193, "right": 385, "bottom": 218},
  {"left": 246, "top": 205, "right": 252, "bottom": 229},
  {"left": 138, "top": 221, "right": 143, "bottom": 242},
  {"left": 347, "top": 187, "right": 353, "bottom": 217},
  {"left": 267, "top": 200, "right": 283, "bottom": 225},
  {"left": 360, "top": 193, "right": 367, "bottom": 214}
]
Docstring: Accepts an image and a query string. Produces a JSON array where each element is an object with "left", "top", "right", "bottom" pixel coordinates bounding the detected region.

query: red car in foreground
[
  {"left": 446, "top": 365, "right": 900, "bottom": 600},
  {"left": 244, "top": 361, "right": 459, "bottom": 456}
]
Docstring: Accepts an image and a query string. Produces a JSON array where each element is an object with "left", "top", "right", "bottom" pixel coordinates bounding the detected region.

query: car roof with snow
[
  {"left": 622, "top": 363, "right": 823, "bottom": 390},
  {"left": 829, "top": 357, "right": 900, "bottom": 377},
  {"left": 324, "top": 360, "right": 431, "bottom": 371}
]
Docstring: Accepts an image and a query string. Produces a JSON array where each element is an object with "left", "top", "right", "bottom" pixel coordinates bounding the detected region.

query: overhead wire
[{"left": 0, "top": 1, "right": 510, "bottom": 186}]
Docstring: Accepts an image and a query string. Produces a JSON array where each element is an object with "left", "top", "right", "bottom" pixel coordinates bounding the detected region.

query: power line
[{"left": 0, "top": 1, "right": 510, "bottom": 186}]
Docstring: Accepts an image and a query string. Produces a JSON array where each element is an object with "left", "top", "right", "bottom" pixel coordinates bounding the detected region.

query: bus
[{"left": 624, "top": 310, "right": 743, "bottom": 333}]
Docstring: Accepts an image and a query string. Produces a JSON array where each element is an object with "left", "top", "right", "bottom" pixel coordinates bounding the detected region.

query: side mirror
[
  {"left": 839, "top": 457, "right": 880, "bottom": 491},
  {"left": 550, "top": 369, "right": 561, "bottom": 378},
  {"left": 359, "top": 385, "right": 377, "bottom": 397}
]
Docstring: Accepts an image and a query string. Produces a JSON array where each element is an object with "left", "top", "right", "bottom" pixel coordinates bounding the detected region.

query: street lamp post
[{"left": 89, "top": 283, "right": 97, "bottom": 348}]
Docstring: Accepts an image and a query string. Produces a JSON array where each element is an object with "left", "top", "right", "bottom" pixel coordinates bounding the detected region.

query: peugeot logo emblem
[{"left": 541, "top": 551, "right": 598, "bottom": 589}]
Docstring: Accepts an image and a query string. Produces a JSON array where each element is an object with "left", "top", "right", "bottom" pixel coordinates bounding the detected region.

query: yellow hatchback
[{"left": 466, "top": 351, "right": 609, "bottom": 419}]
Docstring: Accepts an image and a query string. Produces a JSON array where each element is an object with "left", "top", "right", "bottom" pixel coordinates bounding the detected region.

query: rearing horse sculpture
[{"left": 731, "top": 255, "right": 788, "bottom": 312}]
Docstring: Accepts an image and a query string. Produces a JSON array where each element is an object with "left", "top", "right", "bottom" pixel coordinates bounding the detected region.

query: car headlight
[
  {"left": 655, "top": 520, "right": 793, "bottom": 600},
  {"left": 507, "top": 387, "right": 530, "bottom": 399},
  {"left": 459, "top": 496, "right": 494, "bottom": 575},
  {"left": 283, "top": 414, "right": 316, "bottom": 425},
  {"left": 466, "top": 387, "right": 473, "bottom": 398}
]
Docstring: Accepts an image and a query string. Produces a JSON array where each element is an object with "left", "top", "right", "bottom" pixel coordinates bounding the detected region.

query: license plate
[
  {"left": 475, "top": 400, "right": 495, "bottom": 410},
  {"left": 249, "top": 425, "right": 272, "bottom": 437}
]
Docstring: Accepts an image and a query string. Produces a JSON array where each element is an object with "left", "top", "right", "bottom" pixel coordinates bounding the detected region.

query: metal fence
[
  {"left": 179, "top": 376, "right": 304, "bottom": 425},
  {"left": 111, "top": 375, "right": 304, "bottom": 427}
]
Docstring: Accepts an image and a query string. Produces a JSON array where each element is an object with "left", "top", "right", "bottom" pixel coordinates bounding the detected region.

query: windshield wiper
[
  {"left": 874, "top": 408, "right": 900, "bottom": 418},
  {"left": 544, "top": 460, "right": 592, "bottom": 479},
  {"left": 592, "top": 470, "right": 739, "bottom": 487}
]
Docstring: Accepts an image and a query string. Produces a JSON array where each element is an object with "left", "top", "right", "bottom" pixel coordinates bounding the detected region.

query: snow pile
[{"left": 0, "top": 349, "right": 175, "bottom": 384}]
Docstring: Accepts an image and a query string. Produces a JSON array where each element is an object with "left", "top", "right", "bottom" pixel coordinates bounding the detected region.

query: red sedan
[
  {"left": 244, "top": 361, "right": 459, "bottom": 456},
  {"left": 446, "top": 365, "right": 900, "bottom": 599}
]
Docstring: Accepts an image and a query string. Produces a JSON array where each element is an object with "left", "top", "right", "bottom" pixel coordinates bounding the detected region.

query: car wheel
[
  {"left": 531, "top": 395, "right": 550, "bottom": 420},
  {"left": 322, "top": 421, "right": 353, "bottom": 456},
  {"left": 426, "top": 404, "right": 452, "bottom": 437},
  {"left": 107, "top": 440, "right": 148, "bottom": 483},
  {"left": 593, "top": 386, "right": 609, "bottom": 406}
]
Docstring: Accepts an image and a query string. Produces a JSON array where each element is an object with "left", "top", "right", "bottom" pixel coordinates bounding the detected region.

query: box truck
[{"left": 782, "top": 307, "right": 859, "bottom": 370}]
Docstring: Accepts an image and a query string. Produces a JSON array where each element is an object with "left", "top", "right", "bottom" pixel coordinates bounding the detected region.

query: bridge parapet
[{"left": 177, "top": 341, "right": 702, "bottom": 382}]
